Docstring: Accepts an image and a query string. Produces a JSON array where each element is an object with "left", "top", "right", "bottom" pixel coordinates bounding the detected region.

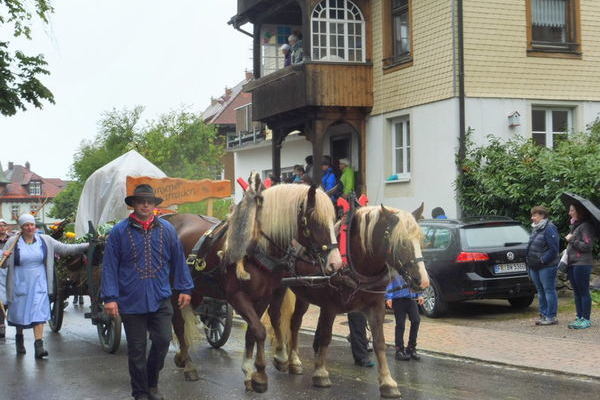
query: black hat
[{"left": 125, "top": 184, "right": 163, "bottom": 207}]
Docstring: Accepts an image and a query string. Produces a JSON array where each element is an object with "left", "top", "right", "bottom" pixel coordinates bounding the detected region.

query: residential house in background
[
  {"left": 201, "top": 72, "right": 255, "bottom": 192},
  {"left": 230, "top": 0, "right": 600, "bottom": 216},
  {"left": 0, "top": 161, "right": 67, "bottom": 227}
]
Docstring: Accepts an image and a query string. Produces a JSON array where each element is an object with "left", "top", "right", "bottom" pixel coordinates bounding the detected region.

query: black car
[{"left": 418, "top": 217, "right": 536, "bottom": 318}]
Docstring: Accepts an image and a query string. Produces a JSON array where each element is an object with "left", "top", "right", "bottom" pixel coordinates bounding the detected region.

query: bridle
[
  {"left": 382, "top": 221, "right": 423, "bottom": 291},
  {"left": 298, "top": 202, "right": 339, "bottom": 268}
]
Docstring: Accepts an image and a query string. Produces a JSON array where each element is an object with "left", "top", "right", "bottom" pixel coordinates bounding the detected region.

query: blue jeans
[
  {"left": 567, "top": 265, "right": 593, "bottom": 320},
  {"left": 529, "top": 265, "right": 558, "bottom": 319}
]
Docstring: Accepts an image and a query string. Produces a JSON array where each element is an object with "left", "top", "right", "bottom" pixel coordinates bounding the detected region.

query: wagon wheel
[
  {"left": 48, "top": 292, "right": 64, "bottom": 333},
  {"left": 201, "top": 300, "right": 233, "bottom": 349},
  {"left": 97, "top": 312, "right": 122, "bottom": 354}
]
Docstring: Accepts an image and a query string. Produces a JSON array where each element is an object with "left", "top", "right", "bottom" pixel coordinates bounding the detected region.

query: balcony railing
[
  {"left": 227, "top": 130, "right": 266, "bottom": 149},
  {"left": 244, "top": 61, "right": 373, "bottom": 122}
]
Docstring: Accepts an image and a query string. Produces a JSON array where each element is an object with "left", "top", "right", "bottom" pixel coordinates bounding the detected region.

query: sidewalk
[{"left": 298, "top": 304, "right": 600, "bottom": 380}]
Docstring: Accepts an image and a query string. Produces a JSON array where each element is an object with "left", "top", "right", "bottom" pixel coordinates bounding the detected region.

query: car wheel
[
  {"left": 508, "top": 295, "right": 534, "bottom": 309},
  {"left": 419, "top": 278, "right": 447, "bottom": 318}
]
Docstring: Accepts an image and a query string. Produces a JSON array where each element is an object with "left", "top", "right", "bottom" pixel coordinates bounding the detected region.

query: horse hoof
[
  {"left": 380, "top": 385, "right": 402, "bottom": 398},
  {"left": 251, "top": 379, "right": 268, "bottom": 393},
  {"left": 312, "top": 376, "right": 332, "bottom": 388},
  {"left": 174, "top": 354, "right": 186, "bottom": 368},
  {"left": 289, "top": 364, "right": 304, "bottom": 375},
  {"left": 244, "top": 380, "right": 253, "bottom": 392},
  {"left": 273, "top": 358, "right": 289, "bottom": 373},
  {"left": 184, "top": 370, "right": 199, "bottom": 381}
]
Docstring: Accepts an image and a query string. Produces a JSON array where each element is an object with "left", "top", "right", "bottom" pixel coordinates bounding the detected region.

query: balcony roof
[{"left": 230, "top": 0, "right": 302, "bottom": 27}]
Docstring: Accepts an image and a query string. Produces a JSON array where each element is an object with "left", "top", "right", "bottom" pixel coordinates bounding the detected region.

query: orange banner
[{"left": 126, "top": 176, "right": 231, "bottom": 207}]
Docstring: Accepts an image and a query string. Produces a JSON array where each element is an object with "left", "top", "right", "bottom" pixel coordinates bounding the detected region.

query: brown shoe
[{"left": 149, "top": 387, "right": 164, "bottom": 400}]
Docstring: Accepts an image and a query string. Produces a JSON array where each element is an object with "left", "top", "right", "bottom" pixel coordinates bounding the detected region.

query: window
[
  {"left": 263, "top": 167, "right": 294, "bottom": 182},
  {"left": 527, "top": 0, "right": 581, "bottom": 54},
  {"left": 311, "top": 0, "right": 365, "bottom": 63},
  {"left": 29, "top": 181, "right": 41, "bottom": 196},
  {"left": 392, "top": 118, "right": 411, "bottom": 179},
  {"left": 531, "top": 108, "right": 572, "bottom": 148},
  {"left": 421, "top": 227, "right": 452, "bottom": 250},
  {"left": 391, "top": 0, "right": 410, "bottom": 64},
  {"left": 11, "top": 205, "right": 20, "bottom": 220}
]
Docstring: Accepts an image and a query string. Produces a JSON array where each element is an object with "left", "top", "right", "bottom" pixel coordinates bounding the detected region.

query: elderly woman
[
  {"left": 565, "top": 203, "right": 597, "bottom": 330},
  {"left": 2, "top": 214, "right": 89, "bottom": 358},
  {"left": 525, "top": 206, "right": 560, "bottom": 325}
]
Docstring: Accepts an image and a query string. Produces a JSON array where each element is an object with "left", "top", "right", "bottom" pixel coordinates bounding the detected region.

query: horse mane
[
  {"left": 258, "top": 184, "right": 335, "bottom": 250},
  {"left": 355, "top": 206, "right": 422, "bottom": 258}
]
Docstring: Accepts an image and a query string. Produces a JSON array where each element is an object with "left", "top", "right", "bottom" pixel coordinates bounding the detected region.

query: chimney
[
  {"left": 25, "top": 161, "right": 30, "bottom": 170},
  {"left": 245, "top": 70, "right": 254, "bottom": 81},
  {"left": 225, "top": 87, "right": 232, "bottom": 98},
  {"left": 210, "top": 97, "right": 218, "bottom": 106},
  {"left": 8, "top": 162, "right": 14, "bottom": 170}
]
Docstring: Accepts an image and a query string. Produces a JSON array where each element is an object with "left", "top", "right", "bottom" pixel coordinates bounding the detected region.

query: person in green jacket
[{"left": 339, "top": 158, "right": 355, "bottom": 198}]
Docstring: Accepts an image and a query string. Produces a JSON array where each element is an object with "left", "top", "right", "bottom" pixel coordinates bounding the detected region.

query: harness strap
[{"left": 186, "top": 219, "right": 228, "bottom": 272}]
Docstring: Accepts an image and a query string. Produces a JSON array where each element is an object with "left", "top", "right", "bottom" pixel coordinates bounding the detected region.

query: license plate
[{"left": 494, "top": 263, "right": 526, "bottom": 274}]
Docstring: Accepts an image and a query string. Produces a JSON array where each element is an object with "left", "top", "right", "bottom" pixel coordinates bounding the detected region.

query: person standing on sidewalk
[
  {"left": 101, "top": 184, "right": 194, "bottom": 400},
  {"left": 347, "top": 311, "right": 374, "bottom": 367},
  {"left": 385, "top": 273, "right": 423, "bottom": 361},
  {"left": 525, "top": 206, "right": 560, "bottom": 326},
  {"left": 565, "top": 203, "right": 597, "bottom": 330}
]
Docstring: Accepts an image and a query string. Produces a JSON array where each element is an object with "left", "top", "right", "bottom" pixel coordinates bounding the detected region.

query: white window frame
[
  {"left": 311, "top": 0, "right": 366, "bottom": 63},
  {"left": 391, "top": 117, "right": 411, "bottom": 181},
  {"left": 11, "top": 204, "right": 20, "bottom": 220},
  {"left": 29, "top": 181, "right": 41, "bottom": 196},
  {"left": 531, "top": 107, "right": 573, "bottom": 149}
]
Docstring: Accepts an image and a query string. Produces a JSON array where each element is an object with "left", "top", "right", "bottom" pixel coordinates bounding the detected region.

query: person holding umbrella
[{"left": 561, "top": 193, "right": 599, "bottom": 330}]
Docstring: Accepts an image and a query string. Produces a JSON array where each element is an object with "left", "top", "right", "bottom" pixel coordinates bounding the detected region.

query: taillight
[{"left": 455, "top": 252, "right": 490, "bottom": 263}]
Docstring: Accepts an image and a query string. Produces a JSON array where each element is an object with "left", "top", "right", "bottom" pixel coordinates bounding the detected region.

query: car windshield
[{"left": 463, "top": 224, "right": 530, "bottom": 249}]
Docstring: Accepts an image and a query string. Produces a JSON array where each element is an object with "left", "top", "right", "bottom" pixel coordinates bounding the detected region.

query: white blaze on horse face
[
  {"left": 326, "top": 221, "right": 343, "bottom": 272},
  {"left": 412, "top": 238, "right": 430, "bottom": 289}
]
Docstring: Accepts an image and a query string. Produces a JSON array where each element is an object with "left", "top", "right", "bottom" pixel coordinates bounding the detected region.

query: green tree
[
  {"left": 0, "top": 0, "right": 55, "bottom": 116},
  {"left": 50, "top": 107, "right": 225, "bottom": 218},
  {"left": 456, "top": 121, "right": 600, "bottom": 251},
  {"left": 140, "top": 110, "right": 223, "bottom": 179}
]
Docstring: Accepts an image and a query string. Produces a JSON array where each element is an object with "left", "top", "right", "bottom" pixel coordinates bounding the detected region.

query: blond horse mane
[
  {"left": 355, "top": 206, "right": 422, "bottom": 260},
  {"left": 258, "top": 184, "right": 335, "bottom": 250}
]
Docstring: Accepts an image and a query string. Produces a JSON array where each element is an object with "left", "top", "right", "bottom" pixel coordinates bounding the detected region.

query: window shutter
[{"left": 532, "top": 0, "right": 567, "bottom": 28}]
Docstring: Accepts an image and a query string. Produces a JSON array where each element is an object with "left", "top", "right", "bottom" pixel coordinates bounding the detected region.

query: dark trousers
[
  {"left": 121, "top": 299, "right": 173, "bottom": 398},
  {"left": 392, "top": 298, "right": 420, "bottom": 349},
  {"left": 567, "top": 265, "right": 593, "bottom": 320},
  {"left": 347, "top": 311, "right": 370, "bottom": 363}
]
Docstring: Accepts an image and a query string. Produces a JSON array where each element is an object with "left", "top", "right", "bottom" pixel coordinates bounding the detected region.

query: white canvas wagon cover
[{"left": 74, "top": 150, "right": 166, "bottom": 236}]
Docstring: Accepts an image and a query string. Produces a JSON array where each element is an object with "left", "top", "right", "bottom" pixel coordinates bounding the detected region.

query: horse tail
[
  {"left": 261, "top": 289, "right": 296, "bottom": 348},
  {"left": 174, "top": 305, "right": 203, "bottom": 349},
  {"left": 279, "top": 289, "right": 296, "bottom": 347}
]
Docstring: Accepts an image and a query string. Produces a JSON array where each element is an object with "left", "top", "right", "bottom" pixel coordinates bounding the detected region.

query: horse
[
  {"left": 265, "top": 204, "right": 429, "bottom": 399},
  {"left": 164, "top": 180, "right": 342, "bottom": 393}
]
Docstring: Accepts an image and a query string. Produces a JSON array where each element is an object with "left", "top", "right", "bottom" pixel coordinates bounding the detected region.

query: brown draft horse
[
  {"left": 164, "top": 181, "right": 342, "bottom": 393},
  {"left": 266, "top": 204, "right": 429, "bottom": 399}
]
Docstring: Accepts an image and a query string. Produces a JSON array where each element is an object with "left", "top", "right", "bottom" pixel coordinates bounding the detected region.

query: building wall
[
  {"left": 233, "top": 136, "right": 314, "bottom": 202},
  {"left": 370, "top": 0, "right": 456, "bottom": 116},
  {"left": 366, "top": 98, "right": 460, "bottom": 218},
  {"left": 464, "top": 0, "right": 600, "bottom": 100},
  {"left": 0, "top": 200, "right": 61, "bottom": 228}
]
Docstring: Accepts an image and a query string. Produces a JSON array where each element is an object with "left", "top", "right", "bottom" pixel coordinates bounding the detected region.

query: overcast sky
[{"left": 0, "top": 1, "right": 252, "bottom": 179}]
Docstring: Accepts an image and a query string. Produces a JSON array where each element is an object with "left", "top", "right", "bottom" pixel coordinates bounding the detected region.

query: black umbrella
[{"left": 560, "top": 192, "right": 600, "bottom": 230}]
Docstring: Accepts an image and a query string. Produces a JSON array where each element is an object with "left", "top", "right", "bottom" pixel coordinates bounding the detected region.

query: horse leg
[
  {"left": 366, "top": 303, "right": 401, "bottom": 399},
  {"left": 171, "top": 297, "right": 199, "bottom": 382},
  {"left": 230, "top": 292, "right": 269, "bottom": 393},
  {"left": 288, "top": 296, "right": 309, "bottom": 375},
  {"left": 312, "top": 308, "right": 336, "bottom": 388},
  {"left": 269, "top": 288, "right": 289, "bottom": 372}
]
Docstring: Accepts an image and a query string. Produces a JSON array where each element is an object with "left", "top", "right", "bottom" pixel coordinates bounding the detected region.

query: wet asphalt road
[{"left": 0, "top": 302, "right": 599, "bottom": 400}]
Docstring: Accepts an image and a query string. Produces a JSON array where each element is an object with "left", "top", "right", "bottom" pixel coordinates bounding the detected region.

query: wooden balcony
[{"left": 244, "top": 62, "right": 373, "bottom": 122}]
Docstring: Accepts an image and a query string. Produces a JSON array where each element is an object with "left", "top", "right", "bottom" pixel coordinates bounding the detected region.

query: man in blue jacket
[
  {"left": 320, "top": 160, "right": 339, "bottom": 201},
  {"left": 102, "top": 184, "right": 193, "bottom": 400}
]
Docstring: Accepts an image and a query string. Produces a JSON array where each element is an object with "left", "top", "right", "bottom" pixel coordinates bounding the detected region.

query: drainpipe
[{"left": 457, "top": 0, "right": 466, "bottom": 217}]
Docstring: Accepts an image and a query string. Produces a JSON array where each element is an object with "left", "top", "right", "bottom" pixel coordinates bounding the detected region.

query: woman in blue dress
[{"left": 2, "top": 214, "right": 88, "bottom": 358}]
